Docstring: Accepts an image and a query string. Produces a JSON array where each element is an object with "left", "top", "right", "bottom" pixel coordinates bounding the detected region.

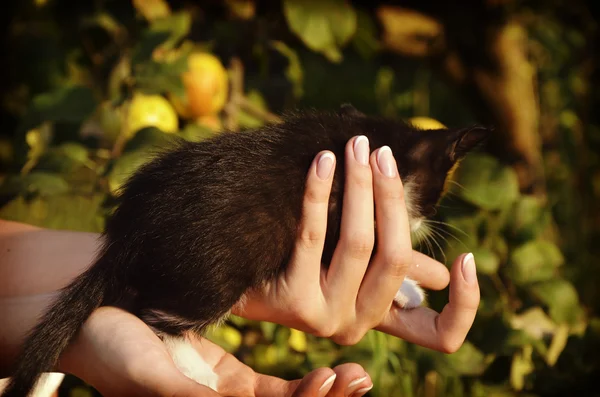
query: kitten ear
[
  {"left": 339, "top": 103, "right": 366, "bottom": 117},
  {"left": 449, "top": 126, "right": 492, "bottom": 162}
]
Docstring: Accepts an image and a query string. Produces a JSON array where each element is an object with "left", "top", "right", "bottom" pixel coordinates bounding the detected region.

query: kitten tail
[{"left": 1, "top": 258, "right": 111, "bottom": 397}]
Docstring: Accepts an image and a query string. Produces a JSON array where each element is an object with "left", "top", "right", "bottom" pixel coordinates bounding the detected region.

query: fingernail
[
  {"left": 354, "top": 135, "right": 369, "bottom": 165},
  {"left": 347, "top": 375, "right": 368, "bottom": 394},
  {"left": 319, "top": 374, "right": 337, "bottom": 396},
  {"left": 351, "top": 385, "right": 373, "bottom": 397},
  {"left": 317, "top": 152, "right": 335, "bottom": 180},
  {"left": 462, "top": 253, "right": 476, "bottom": 284},
  {"left": 377, "top": 146, "right": 396, "bottom": 178}
]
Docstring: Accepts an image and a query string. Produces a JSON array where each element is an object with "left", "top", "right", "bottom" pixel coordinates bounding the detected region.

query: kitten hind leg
[
  {"left": 394, "top": 277, "right": 426, "bottom": 309},
  {"left": 162, "top": 335, "right": 220, "bottom": 391}
]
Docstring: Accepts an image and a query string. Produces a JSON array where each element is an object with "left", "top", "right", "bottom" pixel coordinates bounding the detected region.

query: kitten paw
[
  {"left": 163, "top": 336, "right": 219, "bottom": 390},
  {"left": 394, "top": 277, "right": 426, "bottom": 309}
]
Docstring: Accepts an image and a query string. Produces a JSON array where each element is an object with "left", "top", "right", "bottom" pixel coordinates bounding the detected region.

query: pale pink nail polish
[
  {"left": 377, "top": 146, "right": 396, "bottom": 178},
  {"left": 319, "top": 374, "right": 336, "bottom": 396},
  {"left": 462, "top": 253, "right": 476, "bottom": 284},
  {"left": 353, "top": 136, "right": 369, "bottom": 165},
  {"left": 317, "top": 152, "right": 335, "bottom": 180}
]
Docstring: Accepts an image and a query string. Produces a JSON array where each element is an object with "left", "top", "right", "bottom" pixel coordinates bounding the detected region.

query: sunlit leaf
[
  {"left": 271, "top": 41, "right": 304, "bottom": 98},
  {"left": 451, "top": 154, "right": 520, "bottom": 210},
  {"left": 445, "top": 342, "right": 490, "bottom": 376},
  {"left": 283, "top": 0, "right": 357, "bottom": 63},
  {"left": 530, "top": 279, "right": 583, "bottom": 325},
  {"left": 21, "top": 86, "right": 97, "bottom": 132},
  {"left": 0, "top": 194, "right": 105, "bottom": 232},
  {"left": 133, "top": 0, "right": 171, "bottom": 21},
  {"left": 508, "top": 240, "right": 564, "bottom": 285},
  {"left": 510, "top": 345, "right": 534, "bottom": 391},
  {"left": 472, "top": 247, "right": 500, "bottom": 275},
  {"left": 0, "top": 172, "right": 69, "bottom": 197},
  {"left": 108, "top": 150, "right": 156, "bottom": 195}
]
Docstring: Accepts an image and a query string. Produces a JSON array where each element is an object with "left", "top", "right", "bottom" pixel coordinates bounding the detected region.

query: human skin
[{"left": 0, "top": 139, "right": 479, "bottom": 396}]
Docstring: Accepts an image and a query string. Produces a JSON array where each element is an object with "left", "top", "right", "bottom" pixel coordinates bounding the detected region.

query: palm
[{"left": 58, "top": 307, "right": 367, "bottom": 397}]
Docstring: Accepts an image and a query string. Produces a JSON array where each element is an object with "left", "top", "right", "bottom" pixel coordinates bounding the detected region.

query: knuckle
[
  {"left": 383, "top": 253, "right": 411, "bottom": 279},
  {"left": 349, "top": 171, "right": 372, "bottom": 191},
  {"left": 380, "top": 185, "right": 405, "bottom": 203},
  {"left": 304, "top": 186, "right": 328, "bottom": 205},
  {"left": 298, "top": 229, "right": 324, "bottom": 250},
  {"left": 343, "top": 232, "right": 375, "bottom": 260}
]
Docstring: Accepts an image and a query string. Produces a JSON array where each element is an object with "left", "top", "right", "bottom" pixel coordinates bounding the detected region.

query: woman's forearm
[{"left": 0, "top": 220, "right": 101, "bottom": 376}]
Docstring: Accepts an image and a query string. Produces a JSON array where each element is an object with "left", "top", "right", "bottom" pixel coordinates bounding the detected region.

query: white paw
[
  {"left": 163, "top": 336, "right": 219, "bottom": 390},
  {"left": 394, "top": 277, "right": 426, "bottom": 309}
]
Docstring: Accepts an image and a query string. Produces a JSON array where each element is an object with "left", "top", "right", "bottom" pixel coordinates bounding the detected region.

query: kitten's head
[
  {"left": 397, "top": 123, "right": 490, "bottom": 240},
  {"left": 339, "top": 105, "right": 491, "bottom": 241}
]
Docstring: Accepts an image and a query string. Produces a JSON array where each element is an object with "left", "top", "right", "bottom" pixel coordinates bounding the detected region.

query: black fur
[{"left": 2, "top": 107, "right": 489, "bottom": 396}]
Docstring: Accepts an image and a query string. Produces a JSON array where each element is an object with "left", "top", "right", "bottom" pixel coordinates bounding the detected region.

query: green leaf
[
  {"left": 133, "top": 0, "right": 172, "bottom": 21},
  {"left": 530, "top": 279, "right": 583, "bottom": 325},
  {"left": 132, "top": 31, "right": 172, "bottom": 66},
  {"left": 0, "top": 194, "right": 105, "bottom": 232},
  {"left": 352, "top": 9, "right": 381, "bottom": 59},
  {"left": 271, "top": 41, "right": 304, "bottom": 98},
  {"left": 506, "top": 196, "right": 548, "bottom": 242},
  {"left": 108, "top": 150, "right": 156, "bottom": 195},
  {"left": 510, "top": 345, "right": 534, "bottom": 391},
  {"left": 238, "top": 90, "right": 269, "bottom": 129},
  {"left": 452, "top": 154, "right": 520, "bottom": 210},
  {"left": 283, "top": 0, "right": 357, "bottom": 63},
  {"left": 445, "top": 341, "right": 490, "bottom": 376},
  {"left": 471, "top": 247, "right": 500, "bottom": 275},
  {"left": 510, "top": 307, "right": 557, "bottom": 340},
  {"left": 134, "top": 55, "right": 189, "bottom": 96},
  {"left": 21, "top": 86, "right": 97, "bottom": 131},
  {"left": 149, "top": 12, "right": 192, "bottom": 50},
  {"left": 508, "top": 240, "right": 564, "bottom": 285},
  {"left": 123, "top": 127, "right": 179, "bottom": 153},
  {"left": 0, "top": 172, "right": 69, "bottom": 197},
  {"left": 180, "top": 123, "right": 217, "bottom": 143}
]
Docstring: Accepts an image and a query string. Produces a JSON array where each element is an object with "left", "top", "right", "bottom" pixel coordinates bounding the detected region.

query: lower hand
[{"left": 57, "top": 306, "right": 374, "bottom": 397}]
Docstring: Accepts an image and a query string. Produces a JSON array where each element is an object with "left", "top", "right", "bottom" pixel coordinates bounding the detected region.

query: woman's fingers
[
  {"left": 287, "top": 151, "right": 336, "bottom": 286},
  {"left": 254, "top": 363, "right": 370, "bottom": 397},
  {"left": 376, "top": 253, "right": 480, "bottom": 353},
  {"left": 406, "top": 251, "right": 451, "bottom": 291},
  {"left": 326, "top": 136, "right": 375, "bottom": 306},
  {"left": 355, "top": 147, "right": 413, "bottom": 325}
]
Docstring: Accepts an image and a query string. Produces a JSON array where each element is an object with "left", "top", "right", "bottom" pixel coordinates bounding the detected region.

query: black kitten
[{"left": 2, "top": 105, "right": 489, "bottom": 396}]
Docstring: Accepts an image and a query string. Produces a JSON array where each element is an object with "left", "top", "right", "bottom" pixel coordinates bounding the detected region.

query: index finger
[{"left": 376, "top": 253, "right": 480, "bottom": 353}]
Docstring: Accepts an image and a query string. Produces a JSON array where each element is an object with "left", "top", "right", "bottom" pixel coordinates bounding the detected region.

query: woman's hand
[
  {"left": 56, "top": 306, "right": 374, "bottom": 397},
  {"left": 236, "top": 136, "right": 480, "bottom": 352}
]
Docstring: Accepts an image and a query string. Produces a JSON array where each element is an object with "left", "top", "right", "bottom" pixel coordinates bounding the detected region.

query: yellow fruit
[
  {"left": 288, "top": 329, "right": 307, "bottom": 352},
  {"left": 126, "top": 93, "right": 178, "bottom": 138},
  {"left": 408, "top": 117, "right": 447, "bottom": 130},
  {"left": 171, "top": 53, "right": 228, "bottom": 118}
]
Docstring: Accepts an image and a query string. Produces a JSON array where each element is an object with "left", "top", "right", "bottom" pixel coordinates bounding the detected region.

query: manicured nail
[
  {"left": 317, "top": 152, "right": 335, "bottom": 180},
  {"left": 354, "top": 135, "right": 369, "bottom": 165},
  {"left": 319, "top": 374, "right": 337, "bottom": 396},
  {"left": 377, "top": 146, "right": 396, "bottom": 178},
  {"left": 351, "top": 385, "right": 373, "bottom": 397},
  {"left": 462, "top": 253, "right": 476, "bottom": 284},
  {"left": 347, "top": 375, "right": 368, "bottom": 394}
]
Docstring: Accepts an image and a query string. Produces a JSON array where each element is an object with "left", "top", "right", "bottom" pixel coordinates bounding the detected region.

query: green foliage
[{"left": 1, "top": 1, "right": 598, "bottom": 396}]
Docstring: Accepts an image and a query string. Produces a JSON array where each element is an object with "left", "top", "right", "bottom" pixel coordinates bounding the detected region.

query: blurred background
[{"left": 1, "top": 0, "right": 599, "bottom": 396}]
